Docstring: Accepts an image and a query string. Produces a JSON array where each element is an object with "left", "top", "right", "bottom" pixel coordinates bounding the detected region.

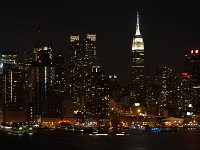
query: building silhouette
[{"left": 31, "top": 40, "right": 54, "bottom": 121}]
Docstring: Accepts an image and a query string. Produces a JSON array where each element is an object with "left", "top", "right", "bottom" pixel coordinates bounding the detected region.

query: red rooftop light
[
  {"left": 182, "top": 72, "right": 188, "bottom": 76},
  {"left": 182, "top": 72, "right": 190, "bottom": 79}
]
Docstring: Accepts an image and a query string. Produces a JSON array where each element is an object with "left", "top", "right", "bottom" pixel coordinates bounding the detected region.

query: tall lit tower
[
  {"left": 130, "top": 11, "right": 145, "bottom": 105},
  {"left": 69, "top": 35, "right": 84, "bottom": 114},
  {"left": 132, "top": 11, "right": 144, "bottom": 82},
  {"left": 69, "top": 34, "right": 97, "bottom": 116}
]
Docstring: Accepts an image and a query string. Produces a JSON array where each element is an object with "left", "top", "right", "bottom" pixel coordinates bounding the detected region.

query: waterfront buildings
[{"left": 0, "top": 12, "right": 200, "bottom": 127}]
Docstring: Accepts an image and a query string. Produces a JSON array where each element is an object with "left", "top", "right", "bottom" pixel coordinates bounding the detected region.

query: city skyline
[
  {"left": 0, "top": 2, "right": 200, "bottom": 146},
  {"left": 0, "top": 1, "right": 200, "bottom": 86}
]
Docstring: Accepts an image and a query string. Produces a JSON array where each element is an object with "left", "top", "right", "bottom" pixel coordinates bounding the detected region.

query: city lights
[{"left": 0, "top": 6, "right": 199, "bottom": 150}]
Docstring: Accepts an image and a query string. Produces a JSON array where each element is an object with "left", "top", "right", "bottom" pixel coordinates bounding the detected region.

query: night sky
[{"left": 0, "top": 0, "right": 200, "bottom": 87}]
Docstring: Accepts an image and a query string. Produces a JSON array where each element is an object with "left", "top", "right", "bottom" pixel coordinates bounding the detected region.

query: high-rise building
[
  {"left": 69, "top": 35, "right": 84, "bottom": 115},
  {"left": 130, "top": 12, "right": 145, "bottom": 106},
  {"left": 157, "top": 65, "right": 174, "bottom": 116},
  {"left": 184, "top": 49, "right": 200, "bottom": 86},
  {"left": 0, "top": 52, "right": 18, "bottom": 105},
  {"left": 85, "top": 66, "right": 110, "bottom": 125},
  {"left": 173, "top": 73, "right": 194, "bottom": 117},
  {"left": 108, "top": 74, "right": 122, "bottom": 100},
  {"left": 144, "top": 76, "right": 156, "bottom": 109},
  {"left": 0, "top": 52, "right": 28, "bottom": 122},
  {"left": 83, "top": 34, "right": 97, "bottom": 74},
  {"left": 184, "top": 49, "right": 200, "bottom": 113},
  {"left": 52, "top": 53, "right": 66, "bottom": 93},
  {"left": 69, "top": 34, "right": 97, "bottom": 116},
  {"left": 31, "top": 41, "right": 54, "bottom": 121}
]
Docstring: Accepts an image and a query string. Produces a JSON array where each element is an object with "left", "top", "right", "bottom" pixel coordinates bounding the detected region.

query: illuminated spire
[
  {"left": 135, "top": 11, "right": 141, "bottom": 36},
  {"left": 132, "top": 11, "right": 144, "bottom": 51}
]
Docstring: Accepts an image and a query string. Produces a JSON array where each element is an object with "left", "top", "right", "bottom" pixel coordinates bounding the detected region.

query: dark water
[{"left": 1, "top": 129, "right": 200, "bottom": 150}]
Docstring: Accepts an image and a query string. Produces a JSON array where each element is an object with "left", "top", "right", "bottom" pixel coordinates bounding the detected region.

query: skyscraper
[
  {"left": 184, "top": 49, "right": 200, "bottom": 113},
  {"left": 69, "top": 35, "right": 84, "bottom": 116},
  {"left": 31, "top": 41, "right": 54, "bottom": 121},
  {"left": 85, "top": 66, "right": 110, "bottom": 125},
  {"left": 173, "top": 73, "right": 194, "bottom": 117},
  {"left": 130, "top": 12, "right": 145, "bottom": 106},
  {"left": 83, "top": 34, "right": 97, "bottom": 75},
  {"left": 0, "top": 51, "right": 27, "bottom": 122},
  {"left": 184, "top": 49, "right": 200, "bottom": 86},
  {"left": 69, "top": 34, "right": 97, "bottom": 117},
  {"left": 0, "top": 52, "right": 18, "bottom": 105},
  {"left": 157, "top": 65, "right": 174, "bottom": 116}
]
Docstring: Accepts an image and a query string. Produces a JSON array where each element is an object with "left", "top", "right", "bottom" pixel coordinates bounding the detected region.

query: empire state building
[{"left": 130, "top": 11, "right": 145, "bottom": 105}]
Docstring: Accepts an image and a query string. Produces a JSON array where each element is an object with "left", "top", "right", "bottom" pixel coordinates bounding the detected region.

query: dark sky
[{"left": 0, "top": 0, "right": 200, "bottom": 87}]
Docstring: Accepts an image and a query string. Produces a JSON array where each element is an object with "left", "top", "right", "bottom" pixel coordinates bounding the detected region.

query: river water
[{"left": 1, "top": 128, "right": 200, "bottom": 150}]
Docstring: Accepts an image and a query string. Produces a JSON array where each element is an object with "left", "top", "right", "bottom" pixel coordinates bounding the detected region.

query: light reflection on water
[{"left": 0, "top": 129, "right": 200, "bottom": 150}]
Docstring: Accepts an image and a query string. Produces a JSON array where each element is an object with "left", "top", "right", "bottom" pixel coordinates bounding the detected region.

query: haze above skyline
[{"left": 0, "top": 0, "right": 200, "bottom": 86}]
